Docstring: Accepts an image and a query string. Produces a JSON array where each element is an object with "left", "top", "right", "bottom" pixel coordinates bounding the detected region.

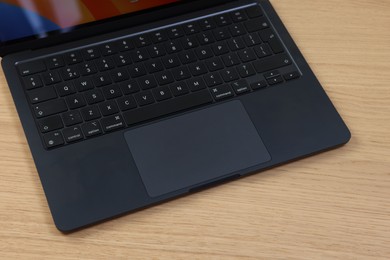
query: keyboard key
[
  {"left": 113, "top": 53, "right": 132, "bottom": 67},
  {"left": 145, "top": 60, "right": 164, "bottom": 73},
  {"left": 99, "top": 100, "right": 119, "bottom": 116},
  {"left": 254, "top": 43, "right": 273, "bottom": 58},
  {"left": 38, "top": 115, "right": 63, "bottom": 133},
  {"left": 264, "top": 70, "right": 280, "bottom": 79},
  {"left": 238, "top": 49, "right": 256, "bottom": 62},
  {"left": 155, "top": 71, "right": 175, "bottom": 85},
  {"left": 246, "top": 5, "right": 263, "bottom": 18},
  {"left": 28, "top": 86, "right": 57, "bottom": 104},
  {"left": 150, "top": 31, "right": 168, "bottom": 43},
  {"left": 110, "top": 68, "right": 130, "bottom": 82},
  {"left": 42, "top": 71, "right": 61, "bottom": 85},
  {"left": 245, "top": 17, "right": 270, "bottom": 32},
  {"left": 128, "top": 64, "right": 147, "bottom": 78},
  {"left": 197, "top": 31, "right": 215, "bottom": 45},
  {"left": 148, "top": 44, "right": 166, "bottom": 58},
  {"left": 134, "top": 91, "right": 155, "bottom": 106},
  {"left": 198, "top": 18, "right": 217, "bottom": 31},
  {"left": 181, "top": 36, "right": 199, "bottom": 49},
  {"left": 115, "top": 38, "right": 135, "bottom": 52},
  {"left": 213, "top": 27, "right": 231, "bottom": 41},
  {"left": 96, "top": 57, "right": 115, "bottom": 71},
  {"left": 229, "top": 24, "right": 246, "bottom": 36},
  {"left": 123, "top": 90, "right": 212, "bottom": 126},
  {"left": 222, "top": 53, "right": 241, "bottom": 67},
  {"left": 100, "top": 43, "right": 118, "bottom": 56},
  {"left": 62, "top": 111, "right": 83, "bottom": 126},
  {"left": 134, "top": 34, "right": 152, "bottom": 47},
  {"left": 81, "top": 106, "right": 101, "bottom": 121},
  {"left": 82, "top": 121, "right": 103, "bottom": 137},
  {"left": 18, "top": 60, "right": 46, "bottom": 76},
  {"left": 74, "top": 78, "right": 94, "bottom": 92},
  {"left": 102, "top": 84, "right": 122, "bottom": 99},
  {"left": 231, "top": 79, "right": 250, "bottom": 94},
  {"left": 212, "top": 42, "right": 230, "bottom": 55},
  {"left": 55, "top": 82, "right": 76, "bottom": 97},
  {"left": 237, "top": 63, "right": 256, "bottom": 78},
  {"left": 204, "top": 72, "right": 223, "bottom": 87},
  {"left": 251, "top": 80, "right": 268, "bottom": 90},
  {"left": 84, "top": 89, "right": 105, "bottom": 104},
  {"left": 130, "top": 49, "right": 150, "bottom": 62},
  {"left": 267, "top": 75, "right": 284, "bottom": 85},
  {"left": 119, "top": 80, "right": 140, "bottom": 95},
  {"left": 61, "top": 66, "right": 79, "bottom": 80},
  {"left": 172, "top": 67, "right": 191, "bottom": 81},
  {"left": 43, "top": 131, "right": 64, "bottom": 149},
  {"left": 78, "top": 62, "right": 98, "bottom": 76},
  {"left": 178, "top": 50, "right": 197, "bottom": 64},
  {"left": 220, "top": 68, "right": 240, "bottom": 82},
  {"left": 170, "top": 82, "right": 190, "bottom": 97},
  {"left": 260, "top": 29, "right": 284, "bottom": 53},
  {"left": 93, "top": 72, "right": 112, "bottom": 87},
  {"left": 184, "top": 23, "right": 200, "bottom": 35},
  {"left": 66, "top": 94, "right": 87, "bottom": 109},
  {"left": 33, "top": 99, "right": 67, "bottom": 118},
  {"left": 167, "top": 26, "right": 185, "bottom": 39},
  {"left": 259, "top": 29, "right": 276, "bottom": 42},
  {"left": 165, "top": 40, "right": 183, "bottom": 53},
  {"left": 243, "top": 33, "right": 262, "bottom": 47},
  {"left": 162, "top": 55, "right": 181, "bottom": 69},
  {"left": 63, "top": 126, "right": 84, "bottom": 143},
  {"left": 195, "top": 46, "right": 214, "bottom": 60},
  {"left": 23, "top": 75, "right": 43, "bottom": 90},
  {"left": 253, "top": 53, "right": 292, "bottom": 73},
  {"left": 101, "top": 114, "right": 125, "bottom": 132},
  {"left": 284, "top": 71, "right": 300, "bottom": 81},
  {"left": 45, "top": 56, "right": 65, "bottom": 69},
  {"left": 187, "top": 77, "right": 207, "bottom": 91},
  {"left": 153, "top": 86, "right": 172, "bottom": 101},
  {"left": 206, "top": 57, "right": 225, "bottom": 72},
  {"left": 227, "top": 37, "right": 246, "bottom": 51},
  {"left": 189, "top": 62, "right": 208, "bottom": 76},
  {"left": 117, "top": 96, "right": 137, "bottom": 111},
  {"left": 64, "top": 51, "right": 83, "bottom": 65},
  {"left": 82, "top": 47, "right": 100, "bottom": 60},
  {"left": 138, "top": 75, "right": 158, "bottom": 90},
  {"left": 215, "top": 14, "right": 232, "bottom": 27},
  {"left": 210, "top": 85, "right": 234, "bottom": 101},
  {"left": 230, "top": 10, "right": 248, "bottom": 22}
]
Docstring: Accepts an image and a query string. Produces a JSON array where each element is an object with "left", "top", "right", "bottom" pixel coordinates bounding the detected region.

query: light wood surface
[{"left": 1, "top": 0, "right": 389, "bottom": 259}]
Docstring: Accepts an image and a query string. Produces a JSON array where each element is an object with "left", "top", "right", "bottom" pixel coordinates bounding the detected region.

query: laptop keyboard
[{"left": 17, "top": 5, "right": 300, "bottom": 149}]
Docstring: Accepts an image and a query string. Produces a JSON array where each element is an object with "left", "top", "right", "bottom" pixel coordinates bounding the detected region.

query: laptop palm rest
[{"left": 124, "top": 100, "right": 271, "bottom": 198}]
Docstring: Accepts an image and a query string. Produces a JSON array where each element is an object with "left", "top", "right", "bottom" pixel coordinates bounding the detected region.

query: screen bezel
[{"left": 0, "top": 0, "right": 236, "bottom": 57}]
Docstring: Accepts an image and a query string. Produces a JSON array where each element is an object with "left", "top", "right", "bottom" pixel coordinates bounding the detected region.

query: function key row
[{"left": 17, "top": 5, "right": 264, "bottom": 75}]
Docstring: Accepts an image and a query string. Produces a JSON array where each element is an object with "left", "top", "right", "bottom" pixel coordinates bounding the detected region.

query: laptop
[{"left": 0, "top": 0, "right": 350, "bottom": 232}]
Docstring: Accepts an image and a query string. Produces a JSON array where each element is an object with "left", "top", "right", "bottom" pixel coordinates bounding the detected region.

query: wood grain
[{"left": 0, "top": 0, "right": 389, "bottom": 259}]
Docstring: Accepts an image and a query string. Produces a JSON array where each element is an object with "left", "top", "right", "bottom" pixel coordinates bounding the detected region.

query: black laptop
[{"left": 0, "top": 0, "right": 350, "bottom": 232}]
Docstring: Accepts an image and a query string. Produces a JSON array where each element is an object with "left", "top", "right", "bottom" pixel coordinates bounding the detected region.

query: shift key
[
  {"left": 33, "top": 99, "right": 67, "bottom": 118},
  {"left": 253, "top": 54, "right": 292, "bottom": 73}
]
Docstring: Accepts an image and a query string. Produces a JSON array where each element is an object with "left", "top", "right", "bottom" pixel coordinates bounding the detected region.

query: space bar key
[{"left": 123, "top": 90, "right": 213, "bottom": 126}]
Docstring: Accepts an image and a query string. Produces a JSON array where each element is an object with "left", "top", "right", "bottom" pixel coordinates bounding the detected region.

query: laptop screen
[{"left": 0, "top": 0, "right": 181, "bottom": 43}]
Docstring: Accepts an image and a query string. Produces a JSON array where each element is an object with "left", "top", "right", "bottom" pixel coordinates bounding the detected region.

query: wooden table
[{"left": 1, "top": 0, "right": 389, "bottom": 259}]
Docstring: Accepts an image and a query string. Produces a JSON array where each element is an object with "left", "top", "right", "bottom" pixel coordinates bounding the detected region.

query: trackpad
[{"left": 124, "top": 101, "right": 271, "bottom": 197}]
